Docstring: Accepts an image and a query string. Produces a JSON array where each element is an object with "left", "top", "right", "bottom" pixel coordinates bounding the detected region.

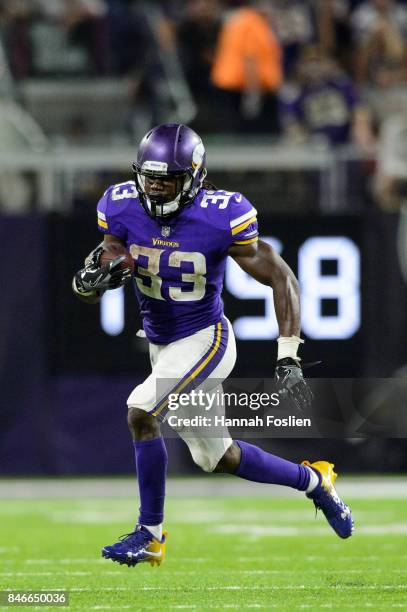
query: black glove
[
  {"left": 275, "top": 357, "right": 313, "bottom": 412},
  {"left": 73, "top": 255, "right": 132, "bottom": 295}
]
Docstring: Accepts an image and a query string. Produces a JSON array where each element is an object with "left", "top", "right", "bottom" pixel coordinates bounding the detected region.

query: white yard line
[
  {"left": 238, "top": 555, "right": 407, "bottom": 562},
  {"left": 1, "top": 569, "right": 407, "bottom": 577},
  {"left": 1, "top": 477, "right": 407, "bottom": 499},
  {"left": 24, "top": 559, "right": 105, "bottom": 564},
  {"left": 0, "top": 571, "right": 93, "bottom": 576}
]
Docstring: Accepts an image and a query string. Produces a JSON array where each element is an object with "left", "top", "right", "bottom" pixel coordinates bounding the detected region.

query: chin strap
[{"left": 145, "top": 194, "right": 181, "bottom": 217}]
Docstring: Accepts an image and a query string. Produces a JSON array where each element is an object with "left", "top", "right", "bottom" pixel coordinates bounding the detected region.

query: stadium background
[{"left": 1, "top": 0, "right": 407, "bottom": 477}]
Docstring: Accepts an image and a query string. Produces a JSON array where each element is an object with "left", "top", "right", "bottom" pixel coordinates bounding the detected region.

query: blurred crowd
[{"left": 1, "top": 0, "right": 407, "bottom": 209}]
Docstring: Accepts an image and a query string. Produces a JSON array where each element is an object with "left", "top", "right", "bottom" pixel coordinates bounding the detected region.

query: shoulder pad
[
  {"left": 98, "top": 181, "right": 139, "bottom": 218},
  {"left": 199, "top": 189, "right": 238, "bottom": 211},
  {"left": 107, "top": 181, "right": 139, "bottom": 204}
]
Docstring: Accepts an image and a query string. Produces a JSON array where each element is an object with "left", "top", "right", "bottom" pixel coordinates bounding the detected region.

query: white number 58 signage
[{"left": 226, "top": 236, "right": 360, "bottom": 340}]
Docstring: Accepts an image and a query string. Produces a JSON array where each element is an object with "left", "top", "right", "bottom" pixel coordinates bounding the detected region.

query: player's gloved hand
[
  {"left": 275, "top": 357, "right": 313, "bottom": 412},
  {"left": 84, "top": 243, "right": 105, "bottom": 268},
  {"left": 73, "top": 256, "right": 132, "bottom": 295}
]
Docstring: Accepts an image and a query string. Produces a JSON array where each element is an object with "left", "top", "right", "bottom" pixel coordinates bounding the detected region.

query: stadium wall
[{"left": 1, "top": 212, "right": 406, "bottom": 475}]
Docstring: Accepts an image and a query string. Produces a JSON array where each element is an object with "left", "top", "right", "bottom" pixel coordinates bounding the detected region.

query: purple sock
[
  {"left": 135, "top": 437, "right": 167, "bottom": 525},
  {"left": 235, "top": 440, "right": 310, "bottom": 491}
]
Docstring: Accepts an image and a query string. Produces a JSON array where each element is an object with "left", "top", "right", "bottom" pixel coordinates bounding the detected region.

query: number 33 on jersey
[{"left": 96, "top": 182, "right": 258, "bottom": 344}]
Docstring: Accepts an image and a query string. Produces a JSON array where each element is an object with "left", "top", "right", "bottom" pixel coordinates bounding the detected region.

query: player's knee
[
  {"left": 127, "top": 406, "right": 160, "bottom": 441},
  {"left": 213, "top": 443, "right": 241, "bottom": 474}
]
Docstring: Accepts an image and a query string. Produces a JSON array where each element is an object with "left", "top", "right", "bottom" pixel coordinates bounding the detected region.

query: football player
[{"left": 73, "top": 123, "right": 353, "bottom": 567}]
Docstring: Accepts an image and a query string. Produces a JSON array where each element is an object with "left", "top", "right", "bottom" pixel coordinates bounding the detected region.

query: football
[{"left": 99, "top": 242, "right": 134, "bottom": 271}]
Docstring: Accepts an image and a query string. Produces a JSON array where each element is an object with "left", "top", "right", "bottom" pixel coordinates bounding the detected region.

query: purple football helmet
[{"left": 132, "top": 123, "right": 207, "bottom": 219}]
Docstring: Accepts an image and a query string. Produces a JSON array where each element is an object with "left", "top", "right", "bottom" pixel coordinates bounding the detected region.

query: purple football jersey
[{"left": 97, "top": 182, "right": 258, "bottom": 343}]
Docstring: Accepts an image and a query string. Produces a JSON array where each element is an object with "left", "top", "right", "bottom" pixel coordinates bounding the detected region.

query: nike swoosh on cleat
[{"left": 126, "top": 548, "right": 162, "bottom": 558}]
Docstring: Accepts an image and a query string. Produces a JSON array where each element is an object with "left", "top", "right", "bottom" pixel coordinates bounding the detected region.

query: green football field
[{"left": 0, "top": 479, "right": 406, "bottom": 611}]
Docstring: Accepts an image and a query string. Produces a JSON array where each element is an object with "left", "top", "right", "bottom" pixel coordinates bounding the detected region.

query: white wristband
[{"left": 277, "top": 335, "right": 304, "bottom": 361}]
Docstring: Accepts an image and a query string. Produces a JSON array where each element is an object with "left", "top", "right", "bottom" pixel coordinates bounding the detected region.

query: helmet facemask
[{"left": 133, "top": 161, "right": 207, "bottom": 220}]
